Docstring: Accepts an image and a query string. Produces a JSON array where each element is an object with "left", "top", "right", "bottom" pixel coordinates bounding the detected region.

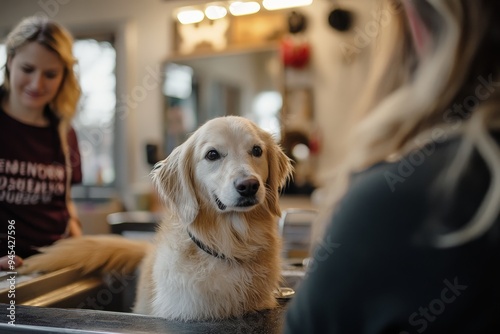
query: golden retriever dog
[{"left": 21, "top": 116, "right": 293, "bottom": 321}]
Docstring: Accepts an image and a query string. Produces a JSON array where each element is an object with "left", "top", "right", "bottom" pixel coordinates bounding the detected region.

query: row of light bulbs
[{"left": 176, "top": 0, "right": 313, "bottom": 24}]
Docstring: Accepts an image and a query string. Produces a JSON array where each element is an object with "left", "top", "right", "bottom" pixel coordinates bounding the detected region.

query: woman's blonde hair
[
  {"left": 2, "top": 16, "right": 82, "bottom": 227},
  {"left": 3, "top": 15, "right": 81, "bottom": 121},
  {"left": 317, "top": 0, "right": 500, "bottom": 248}
]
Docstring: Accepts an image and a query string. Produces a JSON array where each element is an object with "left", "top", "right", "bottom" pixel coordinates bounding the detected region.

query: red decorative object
[
  {"left": 280, "top": 37, "right": 311, "bottom": 69},
  {"left": 309, "top": 129, "right": 321, "bottom": 155}
]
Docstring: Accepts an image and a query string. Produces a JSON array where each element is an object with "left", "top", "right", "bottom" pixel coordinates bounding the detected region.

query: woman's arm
[{"left": 67, "top": 200, "right": 82, "bottom": 237}]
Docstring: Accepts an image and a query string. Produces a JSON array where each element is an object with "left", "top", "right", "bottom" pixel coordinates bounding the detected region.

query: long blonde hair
[
  {"left": 3, "top": 15, "right": 81, "bottom": 121},
  {"left": 2, "top": 16, "right": 82, "bottom": 228},
  {"left": 318, "top": 0, "right": 500, "bottom": 248}
]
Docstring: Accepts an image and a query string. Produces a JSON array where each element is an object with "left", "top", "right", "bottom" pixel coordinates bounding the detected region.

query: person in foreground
[
  {"left": 0, "top": 16, "right": 82, "bottom": 267},
  {"left": 284, "top": 0, "right": 500, "bottom": 333}
]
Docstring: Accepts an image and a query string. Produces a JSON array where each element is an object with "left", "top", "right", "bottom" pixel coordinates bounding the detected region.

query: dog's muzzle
[
  {"left": 234, "top": 178, "right": 260, "bottom": 207},
  {"left": 214, "top": 178, "right": 261, "bottom": 211},
  {"left": 235, "top": 178, "right": 260, "bottom": 197},
  {"left": 215, "top": 196, "right": 227, "bottom": 210},
  {"left": 235, "top": 197, "right": 259, "bottom": 207}
]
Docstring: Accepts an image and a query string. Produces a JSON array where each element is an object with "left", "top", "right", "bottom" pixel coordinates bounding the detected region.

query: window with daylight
[{"left": 73, "top": 38, "right": 117, "bottom": 188}]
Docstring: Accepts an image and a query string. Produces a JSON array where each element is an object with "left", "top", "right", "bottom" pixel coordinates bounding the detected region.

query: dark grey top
[{"left": 284, "top": 133, "right": 500, "bottom": 333}]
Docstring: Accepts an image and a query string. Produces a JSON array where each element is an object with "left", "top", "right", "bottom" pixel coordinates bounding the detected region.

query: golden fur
[{"left": 21, "top": 116, "right": 293, "bottom": 320}]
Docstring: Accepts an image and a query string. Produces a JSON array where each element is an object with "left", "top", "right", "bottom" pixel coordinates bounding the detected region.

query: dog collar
[{"left": 187, "top": 229, "right": 230, "bottom": 261}]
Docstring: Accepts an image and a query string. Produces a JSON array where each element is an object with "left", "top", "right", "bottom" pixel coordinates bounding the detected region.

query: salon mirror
[{"left": 161, "top": 47, "right": 283, "bottom": 156}]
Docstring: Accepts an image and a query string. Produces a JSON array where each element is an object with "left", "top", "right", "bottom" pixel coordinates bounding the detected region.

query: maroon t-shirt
[{"left": 0, "top": 107, "right": 82, "bottom": 258}]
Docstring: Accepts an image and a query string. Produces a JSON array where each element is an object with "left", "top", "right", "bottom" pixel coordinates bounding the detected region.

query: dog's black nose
[{"left": 236, "top": 178, "right": 260, "bottom": 197}]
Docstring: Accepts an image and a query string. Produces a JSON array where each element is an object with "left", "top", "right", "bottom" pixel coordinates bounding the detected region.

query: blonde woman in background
[
  {"left": 285, "top": 0, "right": 500, "bottom": 333},
  {"left": 0, "top": 16, "right": 82, "bottom": 268}
]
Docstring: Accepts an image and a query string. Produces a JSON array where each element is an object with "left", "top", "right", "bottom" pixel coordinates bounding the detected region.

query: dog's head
[{"left": 152, "top": 116, "right": 293, "bottom": 224}]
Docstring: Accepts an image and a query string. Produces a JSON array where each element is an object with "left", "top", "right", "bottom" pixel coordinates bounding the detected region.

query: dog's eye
[
  {"left": 252, "top": 145, "right": 263, "bottom": 157},
  {"left": 206, "top": 150, "right": 221, "bottom": 161}
]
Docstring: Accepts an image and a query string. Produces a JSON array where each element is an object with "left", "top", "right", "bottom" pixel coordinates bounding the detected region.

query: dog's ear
[
  {"left": 151, "top": 140, "right": 198, "bottom": 224},
  {"left": 266, "top": 136, "right": 294, "bottom": 217}
]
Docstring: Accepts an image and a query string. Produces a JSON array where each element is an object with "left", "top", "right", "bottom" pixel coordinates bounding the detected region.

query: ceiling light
[
  {"left": 262, "top": 0, "right": 313, "bottom": 11},
  {"left": 205, "top": 3, "right": 228, "bottom": 20},
  {"left": 229, "top": 1, "right": 261, "bottom": 16},
  {"left": 176, "top": 7, "right": 205, "bottom": 24}
]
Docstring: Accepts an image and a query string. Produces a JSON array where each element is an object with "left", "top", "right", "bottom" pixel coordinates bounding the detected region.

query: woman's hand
[
  {"left": 67, "top": 201, "right": 83, "bottom": 238},
  {"left": 0, "top": 255, "right": 23, "bottom": 270}
]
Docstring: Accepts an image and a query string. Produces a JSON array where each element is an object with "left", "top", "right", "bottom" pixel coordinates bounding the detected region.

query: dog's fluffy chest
[{"left": 149, "top": 234, "right": 278, "bottom": 320}]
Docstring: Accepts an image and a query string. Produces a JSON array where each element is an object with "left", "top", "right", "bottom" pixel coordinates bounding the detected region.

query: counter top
[
  {"left": 0, "top": 264, "right": 305, "bottom": 333},
  {"left": 0, "top": 267, "right": 107, "bottom": 309},
  {"left": 0, "top": 303, "right": 287, "bottom": 334}
]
